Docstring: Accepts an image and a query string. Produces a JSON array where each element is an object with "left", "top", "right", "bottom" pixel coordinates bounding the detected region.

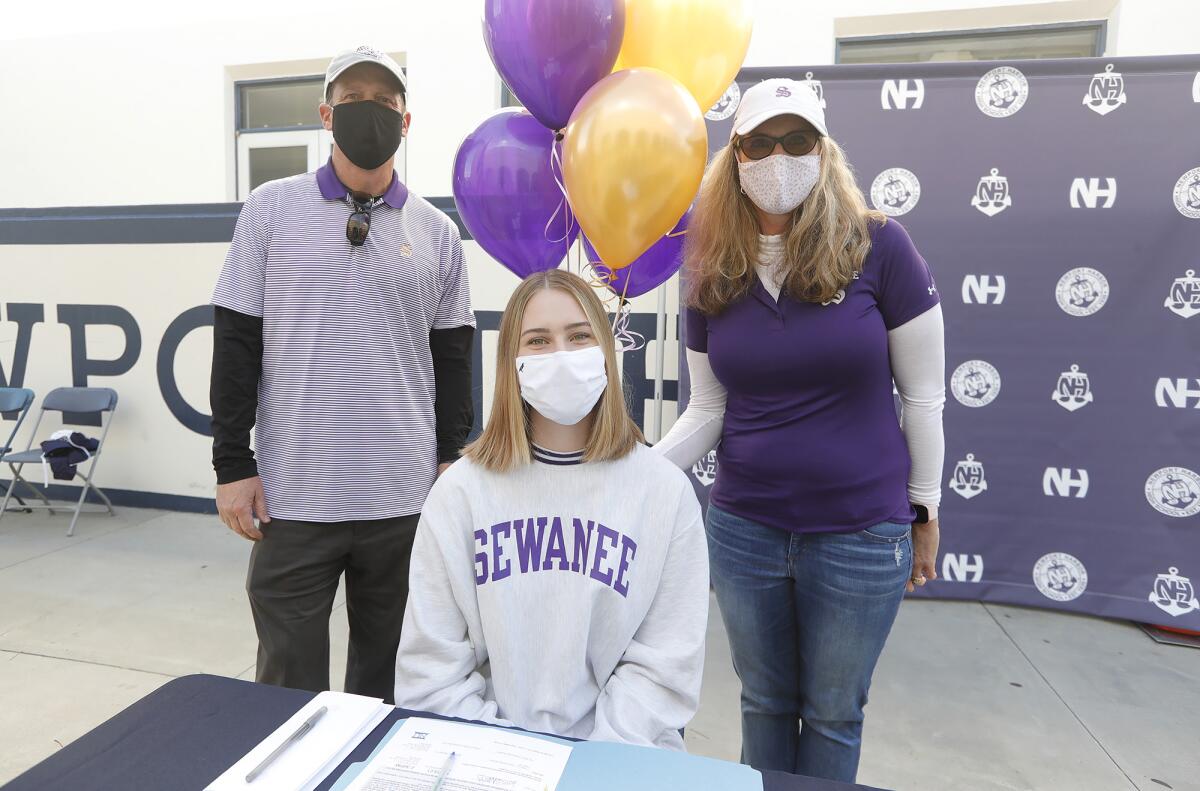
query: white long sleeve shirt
[{"left": 394, "top": 444, "right": 709, "bottom": 750}]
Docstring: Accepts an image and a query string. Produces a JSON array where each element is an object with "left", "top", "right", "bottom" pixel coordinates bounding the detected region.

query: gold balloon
[
  {"left": 613, "top": 0, "right": 754, "bottom": 112},
  {"left": 563, "top": 68, "right": 707, "bottom": 271}
]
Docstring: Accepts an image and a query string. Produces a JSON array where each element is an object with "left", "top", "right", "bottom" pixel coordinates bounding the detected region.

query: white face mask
[
  {"left": 516, "top": 346, "right": 607, "bottom": 427},
  {"left": 738, "top": 153, "right": 821, "bottom": 215}
]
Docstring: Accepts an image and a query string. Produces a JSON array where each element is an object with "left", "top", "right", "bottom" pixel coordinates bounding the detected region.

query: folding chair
[
  {"left": 0, "top": 387, "right": 45, "bottom": 513},
  {"left": 0, "top": 387, "right": 119, "bottom": 536}
]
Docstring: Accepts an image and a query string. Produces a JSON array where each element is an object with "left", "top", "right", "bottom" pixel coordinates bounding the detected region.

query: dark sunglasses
[
  {"left": 737, "top": 129, "right": 820, "bottom": 161},
  {"left": 346, "top": 192, "right": 372, "bottom": 247}
]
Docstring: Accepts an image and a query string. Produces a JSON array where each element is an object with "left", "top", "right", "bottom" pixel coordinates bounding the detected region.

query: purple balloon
[
  {"left": 584, "top": 208, "right": 692, "bottom": 300},
  {"left": 454, "top": 110, "right": 579, "bottom": 279},
  {"left": 483, "top": 0, "right": 625, "bottom": 131}
]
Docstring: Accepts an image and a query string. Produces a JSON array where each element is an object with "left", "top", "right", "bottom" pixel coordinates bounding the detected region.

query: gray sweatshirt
[{"left": 394, "top": 443, "right": 709, "bottom": 750}]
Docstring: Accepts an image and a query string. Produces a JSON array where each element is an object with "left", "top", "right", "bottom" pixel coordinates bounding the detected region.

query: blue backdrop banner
[{"left": 681, "top": 55, "right": 1200, "bottom": 630}]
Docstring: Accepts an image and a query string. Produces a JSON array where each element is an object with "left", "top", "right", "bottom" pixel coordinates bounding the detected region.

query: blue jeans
[{"left": 705, "top": 504, "right": 911, "bottom": 782}]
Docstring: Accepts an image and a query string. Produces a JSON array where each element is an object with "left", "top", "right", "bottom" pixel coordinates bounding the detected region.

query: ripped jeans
[{"left": 705, "top": 504, "right": 912, "bottom": 783}]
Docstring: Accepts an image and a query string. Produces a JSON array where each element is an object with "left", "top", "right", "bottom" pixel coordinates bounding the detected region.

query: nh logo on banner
[
  {"left": 943, "top": 554, "right": 984, "bottom": 583},
  {"left": 881, "top": 79, "right": 925, "bottom": 109},
  {"left": 1070, "top": 178, "right": 1118, "bottom": 208},
  {"left": 962, "top": 275, "right": 1006, "bottom": 304},
  {"left": 1083, "top": 64, "right": 1127, "bottom": 115},
  {"left": 1156, "top": 378, "right": 1200, "bottom": 408},
  {"left": 1043, "top": 468, "right": 1090, "bottom": 498}
]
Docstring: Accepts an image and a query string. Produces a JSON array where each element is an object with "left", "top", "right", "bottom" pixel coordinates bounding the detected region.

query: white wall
[
  {"left": 1, "top": 0, "right": 1196, "bottom": 506},
  {"left": 3, "top": 0, "right": 1197, "bottom": 207}
]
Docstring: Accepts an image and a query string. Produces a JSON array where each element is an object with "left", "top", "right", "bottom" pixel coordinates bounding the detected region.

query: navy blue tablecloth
[{"left": 3, "top": 675, "right": 886, "bottom": 791}]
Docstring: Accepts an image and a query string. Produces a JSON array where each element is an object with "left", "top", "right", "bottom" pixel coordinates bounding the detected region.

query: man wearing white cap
[
  {"left": 656, "top": 78, "right": 945, "bottom": 781},
  {"left": 210, "top": 46, "right": 476, "bottom": 701}
]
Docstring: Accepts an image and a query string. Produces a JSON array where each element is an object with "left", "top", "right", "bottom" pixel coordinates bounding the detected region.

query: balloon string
[
  {"left": 544, "top": 138, "right": 576, "bottom": 252},
  {"left": 611, "top": 300, "right": 646, "bottom": 353}
]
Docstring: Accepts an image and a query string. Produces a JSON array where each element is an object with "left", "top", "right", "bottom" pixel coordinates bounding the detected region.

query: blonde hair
[
  {"left": 685, "top": 135, "right": 887, "bottom": 314},
  {"left": 463, "top": 269, "right": 644, "bottom": 472}
]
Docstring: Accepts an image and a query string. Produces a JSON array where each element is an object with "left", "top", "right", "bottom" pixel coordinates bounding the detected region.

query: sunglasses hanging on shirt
[{"left": 346, "top": 192, "right": 373, "bottom": 247}]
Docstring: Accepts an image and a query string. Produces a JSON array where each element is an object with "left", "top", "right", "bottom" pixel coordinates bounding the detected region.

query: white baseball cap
[
  {"left": 730, "top": 78, "right": 828, "bottom": 140},
  {"left": 324, "top": 46, "right": 407, "bottom": 102}
]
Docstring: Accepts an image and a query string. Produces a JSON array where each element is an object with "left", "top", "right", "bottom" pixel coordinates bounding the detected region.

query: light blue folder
[{"left": 329, "top": 718, "right": 762, "bottom": 791}]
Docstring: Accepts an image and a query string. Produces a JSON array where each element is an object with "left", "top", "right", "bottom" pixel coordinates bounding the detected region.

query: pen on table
[
  {"left": 245, "top": 705, "right": 328, "bottom": 783},
  {"left": 430, "top": 751, "right": 457, "bottom": 791}
]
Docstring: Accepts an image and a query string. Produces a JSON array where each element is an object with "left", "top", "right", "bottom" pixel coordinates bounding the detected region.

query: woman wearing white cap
[{"left": 655, "top": 78, "right": 946, "bottom": 781}]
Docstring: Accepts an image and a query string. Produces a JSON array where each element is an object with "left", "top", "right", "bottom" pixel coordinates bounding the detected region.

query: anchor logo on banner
[
  {"left": 1164, "top": 269, "right": 1200, "bottom": 318},
  {"left": 705, "top": 81, "right": 741, "bottom": 122},
  {"left": 949, "top": 454, "right": 988, "bottom": 499},
  {"left": 1034, "top": 553, "right": 1088, "bottom": 602},
  {"left": 1083, "top": 64, "right": 1127, "bottom": 115},
  {"left": 1052, "top": 364, "right": 1094, "bottom": 411},
  {"left": 1174, "top": 168, "right": 1200, "bottom": 219},
  {"left": 971, "top": 168, "right": 1012, "bottom": 216},
  {"left": 691, "top": 450, "right": 718, "bottom": 488},
  {"left": 804, "top": 71, "right": 826, "bottom": 109},
  {"left": 1145, "top": 467, "right": 1200, "bottom": 518},
  {"left": 870, "top": 168, "right": 921, "bottom": 216},
  {"left": 1056, "top": 267, "right": 1110, "bottom": 316},
  {"left": 1149, "top": 567, "right": 1200, "bottom": 618},
  {"left": 976, "top": 66, "right": 1029, "bottom": 117}
]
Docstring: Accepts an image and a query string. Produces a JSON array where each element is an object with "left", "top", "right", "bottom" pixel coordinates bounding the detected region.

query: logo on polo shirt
[
  {"left": 822, "top": 289, "right": 846, "bottom": 306},
  {"left": 804, "top": 72, "right": 826, "bottom": 109},
  {"left": 1033, "top": 553, "right": 1088, "bottom": 602},
  {"left": 870, "top": 168, "right": 921, "bottom": 216},
  {"left": 949, "top": 454, "right": 988, "bottom": 499},
  {"left": 1083, "top": 64, "right": 1127, "bottom": 116},
  {"left": 1173, "top": 168, "right": 1200, "bottom": 218},
  {"left": 1145, "top": 467, "right": 1200, "bottom": 518},
  {"left": 692, "top": 450, "right": 717, "bottom": 487},
  {"left": 881, "top": 79, "right": 925, "bottom": 110},
  {"left": 1052, "top": 365, "right": 1093, "bottom": 412},
  {"left": 976, "top": 66, "right": 1029, "bottom": 118},
  {"left": 706, "top": 82, "right": 742, "bottom": 121},
  {"left": 1056, "top": 268, "right": 1110, "bottom": 316},
  {"left": 1164, "top": 269, "right": 1200, "bottom": 317},
  {"left": 1149, "top": 567, "right": 1200, "bottom": 617},
  {"left": 951, "top": 360, "right": 1001, "bottom": 407},
  {"left": 972, "top": 168, "right": 1012, "bottom": 216}
]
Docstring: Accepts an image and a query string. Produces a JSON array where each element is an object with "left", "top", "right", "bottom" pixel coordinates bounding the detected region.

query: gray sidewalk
[{"left": 1, "top": 506, "right": 1197, "bottom": 791}]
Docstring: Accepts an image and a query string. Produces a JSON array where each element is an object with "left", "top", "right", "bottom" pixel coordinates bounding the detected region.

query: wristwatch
[{"left": 912, "top": 504, "right": 938, "bottom": 524}]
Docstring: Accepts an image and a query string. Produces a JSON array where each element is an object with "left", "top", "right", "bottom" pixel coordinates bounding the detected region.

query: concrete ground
[{"left": 1, "top": 505, "right": 1197, "bottom": 791}]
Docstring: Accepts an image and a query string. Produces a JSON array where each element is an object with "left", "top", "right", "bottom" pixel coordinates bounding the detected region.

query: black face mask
[{"left": 332, "top": 100, "right": 404, "bottom": 171}]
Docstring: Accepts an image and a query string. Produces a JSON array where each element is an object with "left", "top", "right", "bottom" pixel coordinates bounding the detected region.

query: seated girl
[{"left": 394, "top": 269, "right": 708, "bottom": 750}]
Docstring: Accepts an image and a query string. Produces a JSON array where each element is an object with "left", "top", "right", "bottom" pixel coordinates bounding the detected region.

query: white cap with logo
[
  {"left": 731, "top": 78, "right": 828, "bottom": 140},
  {"left": 324, "top": 46, "right": 408, "bottom": 101}
]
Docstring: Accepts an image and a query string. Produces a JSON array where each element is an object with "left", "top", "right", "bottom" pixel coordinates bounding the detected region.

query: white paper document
[
  {"left": 206, "top": 690, "right": 392, "bottom": 791},
  {"left": 341, "top": 717, "right": 573, "bottom": 791}
]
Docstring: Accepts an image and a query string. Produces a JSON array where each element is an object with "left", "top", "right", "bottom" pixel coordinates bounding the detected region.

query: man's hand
[
  {"left": 216, "top": 476, "right": 270, "bottom": 541},
  {"left": 907, "top": 519, "right": 940, "bottom": 593}
]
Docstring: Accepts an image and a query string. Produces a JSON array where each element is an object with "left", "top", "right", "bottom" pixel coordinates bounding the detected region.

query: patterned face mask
[{"left": 737, "top": 153, "right": 821, "bottom": 215}]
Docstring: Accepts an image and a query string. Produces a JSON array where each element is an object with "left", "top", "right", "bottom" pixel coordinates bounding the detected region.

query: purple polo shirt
[{"left": 686, "top": 218, "right": 939, "bottom": 535}]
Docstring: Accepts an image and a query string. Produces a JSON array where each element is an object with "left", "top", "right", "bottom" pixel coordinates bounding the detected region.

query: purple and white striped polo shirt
[
  {"left": 686, "top": 218, "right": 939, "bottom": 534},
  {"left": 212, "top": 160, "right": 475, "bottom": 522}
]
